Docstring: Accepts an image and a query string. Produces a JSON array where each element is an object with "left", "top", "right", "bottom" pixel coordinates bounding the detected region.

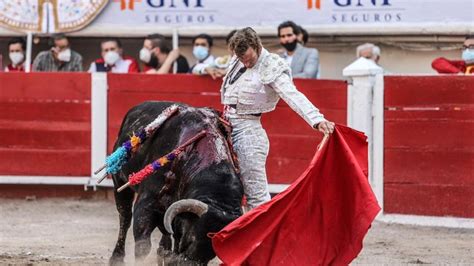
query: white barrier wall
[{"left": 343, "top": 59, "right": 474, "bottom": 229}]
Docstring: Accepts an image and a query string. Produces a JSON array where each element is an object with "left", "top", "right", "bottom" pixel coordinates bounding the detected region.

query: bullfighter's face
[{"left": 238, "top": 47, "right": 259, "bottom": 69}]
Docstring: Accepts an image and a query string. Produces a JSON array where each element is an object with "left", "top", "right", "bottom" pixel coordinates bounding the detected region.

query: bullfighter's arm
[{"left": 269, "top": 72, "right": 326, "bottom": 128}]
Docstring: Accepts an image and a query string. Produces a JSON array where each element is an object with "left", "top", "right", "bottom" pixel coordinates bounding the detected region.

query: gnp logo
[
  {"left": 307, "top": 0, "right": 401, "bottom": 24},
  {"left": 113, "top": 0, "right": 141, "bottom": 10},
  {"left": 114, "top": 0, "right": 213, "bottom": 25},
  {"left": 307, "top": 0, "right": 392, "bottom": 10},
  {"left": 114, "top": 0, "right": 204, "bottom": 10}
]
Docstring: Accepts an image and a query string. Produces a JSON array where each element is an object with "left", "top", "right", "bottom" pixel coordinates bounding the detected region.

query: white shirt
[
  {"left": 221, "top": 49, "right": 326, "bottom": 127},
  {"left": 222, "top": 57, "right": 244, "bottom": 105},
  {"left": 88, "top": 57, "right": 135, "bottom": 73},
  {"left": 284, "top": 54, "right": 293, "bottom": 66},
  {"left": 191, "top": 55, "right": 215, "bottom": 75}
]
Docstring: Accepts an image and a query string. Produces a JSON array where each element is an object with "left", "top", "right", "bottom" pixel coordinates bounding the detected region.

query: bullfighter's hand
[{"left": 313, "top": 121, "right": 335, "bottom": 135}]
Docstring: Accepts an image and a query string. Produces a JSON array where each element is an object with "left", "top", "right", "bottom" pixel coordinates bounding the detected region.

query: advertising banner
[
  {"left": 93, "top": 0, "right": 473, "bottom": 28},
  {"left": 0, "top": 0, "right": 472, "bottom": 35}
]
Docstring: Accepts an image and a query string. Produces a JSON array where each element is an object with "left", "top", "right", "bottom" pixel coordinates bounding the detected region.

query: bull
[{"left": 108, "top": 101, "right": 244, "bottom": 265}]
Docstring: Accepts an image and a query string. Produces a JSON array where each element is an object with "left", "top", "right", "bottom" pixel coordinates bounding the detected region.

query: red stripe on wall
[
  {"left": 384, "top": 184, "right": 474, "bottom": 218},
  {"left": 0, "top": 72, "right": 91, "bottom": 100}
]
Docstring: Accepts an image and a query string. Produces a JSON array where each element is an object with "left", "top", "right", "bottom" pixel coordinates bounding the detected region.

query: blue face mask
[
  {"left": 462, "top": 49, "right": 474, "bottom": 64},
  {"left": 193, "top": 46, "right": 209, "bottom": 61}
]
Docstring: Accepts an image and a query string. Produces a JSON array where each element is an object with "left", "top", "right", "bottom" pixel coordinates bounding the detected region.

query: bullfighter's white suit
[{"left": 221, "top": 48, "right": 326, "bottom": 209}]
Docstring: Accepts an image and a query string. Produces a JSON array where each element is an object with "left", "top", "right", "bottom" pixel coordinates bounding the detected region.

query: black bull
[{"left": 109, "top": 101, "right": 244, "bottom": 265}]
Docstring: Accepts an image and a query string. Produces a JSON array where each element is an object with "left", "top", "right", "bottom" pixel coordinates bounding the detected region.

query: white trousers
[{"left": 228, "top": 116, "right": 271, "bottom": 209}]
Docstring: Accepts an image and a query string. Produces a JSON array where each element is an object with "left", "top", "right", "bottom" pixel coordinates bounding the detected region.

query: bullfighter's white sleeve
[{"left": 269, "top": 73, "right": 326, "bottom": 127}]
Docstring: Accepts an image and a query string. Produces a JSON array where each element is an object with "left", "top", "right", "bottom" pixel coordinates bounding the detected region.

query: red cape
[{"left": 212, "top": 125, "right": 380, "bottom": 265}]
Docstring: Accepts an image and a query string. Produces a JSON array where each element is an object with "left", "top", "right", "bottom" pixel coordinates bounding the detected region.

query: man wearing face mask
[
  {"left": 89, "top": 38, "right": 139, "bottom": 73},
  {"left": 5, "top": 37, "right": 26, "bottom": 72},
  {"left": 33, "top": 34, "right": 83, "bottom": 72},
  {"left": 432, "top": 35, "right": 474, "bottom": 74},
  {"left": 139, "top": 34, "right": 189, "bottom": 74},
  {"left": 190, "top": 33, "right": 216, "bottom": 75},
  {"left": 278, "top": 21, "right": 319, "bottom": 79}
]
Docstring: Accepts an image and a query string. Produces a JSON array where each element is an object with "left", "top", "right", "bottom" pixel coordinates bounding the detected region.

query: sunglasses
[{"left": 462, "top": 45, "right": 474, "bottom": 50}]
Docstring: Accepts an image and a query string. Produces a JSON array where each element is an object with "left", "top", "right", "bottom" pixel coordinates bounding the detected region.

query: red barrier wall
[
  {"left": 107, "top": 74, "right": 347, "bottom": 184},
  {"left": 0, "top": 73, "right": 91, "bottom": 177},
  {"left": 384, "top": 76, "right": 474, "bottom": 218}
]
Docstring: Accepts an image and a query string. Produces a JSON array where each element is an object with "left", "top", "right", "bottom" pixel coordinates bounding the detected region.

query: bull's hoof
[
  {"left": 157, "top": 246, "right": 172, "bottom": 257},
  {"left": 158, "top": 252, "right": 205, "bottom": 266},
  {"left": 109, "top": 255, "right": 125, "bottom": 266}
]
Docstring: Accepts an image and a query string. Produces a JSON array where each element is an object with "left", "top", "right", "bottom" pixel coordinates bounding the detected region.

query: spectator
[
  {"left": 297, "top": 26, "right": 309, "bottom": 45},
  {"left": 432, "top": 35, "right": 474, "bottom": 74},
  {"left": 278, "top": 21, "right": 319, "bottom": 79},
  {"left": 5, "top": 37, "right": 26, "bottom": 72},
  {"left": 139, "top": 34, "right": 189, "bottom": 74},
  {"left": 190, "top": 33, "right": 215, "bottom": 75},
  {"left": 33, "top": 34, "right": 83, "bottom": 72},
  {"left": 356, "top": 43, "right": 381, "bottom": 65},
  {"left": 88, "top": 38, "right": 139, "bottom": 73}
]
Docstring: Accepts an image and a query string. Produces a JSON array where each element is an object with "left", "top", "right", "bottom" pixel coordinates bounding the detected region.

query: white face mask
[
  {"left": 139, "top": 48, "right": 152, "bottom": 63},
  {"left": 193, "top": 46, "right": 209, "bottom": 61},
  {"left": 104, "top": 51, "right": 121, "bottom": 66},
  {"left": 462, "top": 49, "right": 474, "bottom": 65},
  {"left": 57, "top": 48, "right": 71, "bottom": 62},
  {"left": 9, "top": 52, "right": 24, "bottom": 65}
]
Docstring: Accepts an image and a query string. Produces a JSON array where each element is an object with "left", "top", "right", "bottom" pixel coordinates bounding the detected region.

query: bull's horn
[{"left": 163, "top": 199, "right": 209, "bottom": 234}]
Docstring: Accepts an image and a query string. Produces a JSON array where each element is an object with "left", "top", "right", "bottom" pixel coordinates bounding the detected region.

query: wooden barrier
[
  {"left": 0, "top": 72, "right": 91, "bottom": 177},
  {"left": 384, "top": 76, "right": 474, "bottom": 218}
]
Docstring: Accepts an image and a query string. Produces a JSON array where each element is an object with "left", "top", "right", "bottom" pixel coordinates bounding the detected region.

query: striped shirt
[{"left": 33, "top": 50, "right": 83, "bottom": 72}]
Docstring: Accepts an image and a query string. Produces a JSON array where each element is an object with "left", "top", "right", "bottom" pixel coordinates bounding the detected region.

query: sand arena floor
[{"left": 1, "top": 199, "right": 473, "bottom": 265}]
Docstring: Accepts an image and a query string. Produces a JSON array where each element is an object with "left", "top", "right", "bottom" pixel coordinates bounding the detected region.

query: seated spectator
[
  {"left": 139, "top": 34, "right": 189, "bottom": 74},
  {"left": 297, "top": 26, "right": 309, "bottom": 45},
  {"left": 5, "top": 37, "right": 27, "bottom": 72},
  {"left": 356, "top": 43, "right": 381, "bottom": 65},
  {"left": 432, "top": 35, "right": 474, "bottom": 74},
  {"left": 278, "top": 20, "right": 319, "bottom": 79},
  {"left": 89, "top": 38, "right": 139, "bottom": 73},
  {"left": 190, "top": 33, "right": 215, "bottom": 75},
  {"left": 33, "top": 34, "right": 83, "bottom": 72}
]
